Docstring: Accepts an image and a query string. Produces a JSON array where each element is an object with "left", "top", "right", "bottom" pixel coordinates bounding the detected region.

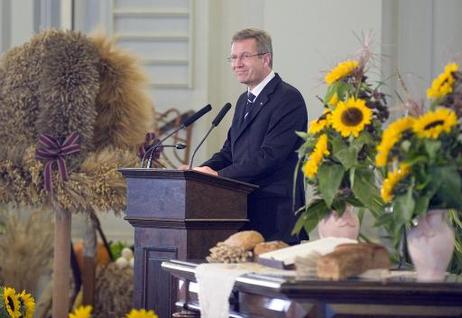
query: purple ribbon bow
[
  {"left": 35, "top": 132, "right": 80, "bottom": 193},
  {"left": 138, "top": 132, "right": 163, "bottom": 160}
]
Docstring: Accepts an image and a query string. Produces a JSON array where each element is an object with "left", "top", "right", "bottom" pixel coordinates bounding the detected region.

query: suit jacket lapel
[{"left": 233, "top": 74, "right": 282, "bottom": 144}]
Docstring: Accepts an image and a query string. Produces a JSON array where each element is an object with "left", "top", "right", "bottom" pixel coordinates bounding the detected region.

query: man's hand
[
  {"left": 177, "top": 164, "right": 190, "bottom": 170},
  {"left": 193, "top": 166, "right": 218, "bottom": 176}
]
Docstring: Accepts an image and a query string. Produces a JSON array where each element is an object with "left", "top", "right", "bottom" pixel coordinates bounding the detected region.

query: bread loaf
[
  {"left": 316, "top": 243, "right": 390, "bottom": 280},
  {"left": 254, "top": 241, "right": 289, "bottom": 256},
  {"left": 223, "top": 231, "right": 264, "bottom": 251}
]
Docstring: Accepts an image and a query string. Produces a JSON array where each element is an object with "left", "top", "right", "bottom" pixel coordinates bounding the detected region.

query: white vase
[
  {"left": 407, "top": 209, "right": 455, "bottom": 282},
  {"left": 318, "top": 204, "right": 360, "bottom": 239}
]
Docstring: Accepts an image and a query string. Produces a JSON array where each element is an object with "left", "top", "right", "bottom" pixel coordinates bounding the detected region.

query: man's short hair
[{"left": 232, "top": 28, "right": 273, "bottom": 68}]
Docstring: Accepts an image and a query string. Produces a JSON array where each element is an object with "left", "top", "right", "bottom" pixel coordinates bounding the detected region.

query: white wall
[
  {"left": 0, "top": 0, "right": 35, "bottom": 50},
  {"left": 263, "top": 0, "right": 383, "bottom": 120},
  {"left": 10, "top": 1, "right": 35, "bottom": 47},
  {"left": 0, "top": 0, "right": 11, "bottom": 52}
]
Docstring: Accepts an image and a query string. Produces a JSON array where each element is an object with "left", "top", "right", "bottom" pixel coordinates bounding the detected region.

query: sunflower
[
  {"left": 18, "top": 291, "right": 35, "bottom": 318},
  {"left": 125, "top": 309, "right": 158, "bottom": 318},
  {"left": 325, "top": 60, "right": 359, "bottom": 85},
  {"left": 302, "top": 134, "right": 330, "bottom": 179},
  {"left": 2, "top": 287, "right": 20, "bottom": 318},
  {"left": 375, "top": 117, "right": 415, "bottom": 167},
  {"left": 426, "top": 63, "right": 459, "bottom": 100},
  {"left": 69, "top": 305, "right": 92, "bottom": 318},
  {"left": 380, "top": 164, "right": 411, "bottom": 203},
  {"left": 412, "top": 108, "right": 457, "bottom": 139},
  {"left": 308, "top": 118, "right": 328, "bottom": 135},
  {"left": 331, "top": 97, "right": 372, "bottom": 137},
  {"left": 308, "top": 109, "right": 332, "bottom": 134}
]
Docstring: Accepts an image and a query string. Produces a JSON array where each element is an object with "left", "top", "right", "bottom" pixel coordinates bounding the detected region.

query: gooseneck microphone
[
  {"left": 141, "top": 104, "right": 212, "bottom": 168},
  {"left": 189, "top": 102, "right": 232, "bottom": 169},
  {"left": 182, "top": 104, "right": 213, "bottom": 127}
]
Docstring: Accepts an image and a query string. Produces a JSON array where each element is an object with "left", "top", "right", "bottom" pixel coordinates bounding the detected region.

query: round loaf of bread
[
  {"left": 253, "top": 240, "right": 289, "bottom": 256},
  {"left": 223, "top": 231, "right": 264, "bottom": 251}
]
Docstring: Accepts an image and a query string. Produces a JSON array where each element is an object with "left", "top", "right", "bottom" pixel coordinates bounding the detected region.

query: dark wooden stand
[{"left": 120, "top": 169, "right": 257, "bottom": 318}]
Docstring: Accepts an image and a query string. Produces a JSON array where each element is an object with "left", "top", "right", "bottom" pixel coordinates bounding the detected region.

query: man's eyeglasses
[{"left": 226, "top": 52, "right": 268, "bottom": 63}]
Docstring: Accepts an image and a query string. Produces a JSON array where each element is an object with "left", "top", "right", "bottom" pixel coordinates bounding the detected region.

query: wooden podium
[{"left": 120, "top": 168, "right": 257, "bottom": 318}]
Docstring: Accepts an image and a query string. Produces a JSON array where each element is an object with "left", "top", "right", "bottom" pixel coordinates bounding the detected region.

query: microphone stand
[
  {"left": 188, "top": 126, "right": 214, "bottom": 169},
  {"left": 141, "top": 126, "right": 184, "bottom": 168},
  {"left": 146, "top": 143, "right": 187, "bottom": 169},
  {"left": 188, "top": 103, "right": 232, "bottom": 169}
]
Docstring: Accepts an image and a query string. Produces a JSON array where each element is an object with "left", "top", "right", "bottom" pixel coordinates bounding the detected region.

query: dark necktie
[{"left": 244, "top": 92, "right": 256, "bottom": 120}]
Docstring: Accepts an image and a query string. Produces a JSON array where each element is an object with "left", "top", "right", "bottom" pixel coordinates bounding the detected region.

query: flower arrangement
[
  {"left": 375, "top": 62, "right": 462, "bottom": 248},
  {"left": 293, "top": 46, "right": 389, "bottom": 236},
  {"left": 0, "top": 286, "right": 35, "bottom": 318},
  {"left": 68, "top": 306, "right": 158, "bottom": 318}
]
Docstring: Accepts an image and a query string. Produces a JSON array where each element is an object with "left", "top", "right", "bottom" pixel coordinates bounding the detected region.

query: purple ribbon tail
[{"left": 35, "top": 131, "right": 81, "bottom": 193}]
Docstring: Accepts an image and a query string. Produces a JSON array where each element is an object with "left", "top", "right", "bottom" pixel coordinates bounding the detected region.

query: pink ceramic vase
[
  {"left": 318, "top": 205, "right": 360, "bottom": 239},
  {"left": 407, "top": 209, "right": 455, "bottom": 282}
]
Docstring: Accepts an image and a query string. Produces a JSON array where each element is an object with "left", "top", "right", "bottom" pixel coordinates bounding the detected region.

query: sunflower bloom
[
  {"left": 426, "top": 63, "right": 459, "bottom": 100},
  {"left": 125, "top": 308, "right": 158, "bottom": 318},
  {"left": 381, "top": 164, "right": 411, "bottom": 203},
  {"left": 2, "top": 287, "right": 20, "bottom": 318},
  {"left": 413, "top": 108, "right": 457, "bottom": 139},
  {"left": 325, "top": 60, "right": 359, "bottom": 85},
  {"left": 302, "top": 134, "right": 330, "bottom": 179},
  {"left": 18, "top": 291, "right": 35, "bottom": 318},
  {"left": 375, "top": 117, "right": 415, "bottom": 167},
  {"left": 69, "top": 305, "right": 92, "bottom": 318},
  {"left": 331, "top": 97, "right": 372, "bottom": 137},
  {"left": 308, "top": 118, "right": 328, "bottom": 135}
]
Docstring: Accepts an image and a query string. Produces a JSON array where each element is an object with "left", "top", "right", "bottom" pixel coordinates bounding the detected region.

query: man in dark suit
[{"left": 194, "top": 28, "right": 308, "bottom": 244}]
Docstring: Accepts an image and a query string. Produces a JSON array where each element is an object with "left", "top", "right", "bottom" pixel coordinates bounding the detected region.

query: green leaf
[
  {"left": 323, "top": 83, "right": 337, "bottom": 102},
  {"left": 374, "top": 212, "right": 393, "bottom": 230},
  {"left": 433, "top": 165, "right": 462, "bottom": 209},
  {"left": 336, "top": 81, "right": 351, "bottom": 99},
  {"left": 393, "top": 187, "right": 415, "bottom": 225},
  {"left": 345, "top": 196, "right": 363, "bottom": 207},
  {"left": 324, "top": 81, "right": 352, "bottom": 104},
  {"left": 424, "top": 139, "right": 441, "bottom": 160},
  {"left": 292, "top": 200, "right": 330, "bottom": 234},
  {"left": 405, "top": 155, "right": 428, "bottom": 167},
  {"left": 351, "top": 169, "right": 384, "bottom": 217},
  {"left": 295, "top": 131, "right": 308, "bottom": 139},
  {"left": 331, "top": 199, "right": 346, "bottom": 215},
  {"left": 318, "top": 163, "right": 345, "bottom": 207},
  {"left": 352, "top": 131, "right": 372, "bottom": 149},
  {"left": 401, "top": 140, "right": 411, "bottom": 152},
  {"left": 391, "top": 224, "right": 406, "bottom": 249},
  {"left": 331, "top": 136, "right": 358, "bottom": 169},
  {"left": 414, "top": 194, "right": 431, "bottom": 218},
  {"left": 357, "top": 207, "right": 367, "bottom": 223},
  {"left": 292, "top": 210, "right": 307, "bottom": 235}
]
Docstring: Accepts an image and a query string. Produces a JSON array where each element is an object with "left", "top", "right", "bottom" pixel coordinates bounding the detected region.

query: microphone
[
  {"left": 171, "top": 143, "right": 187, "bottom": 149},
  {"left": 141, "top": 105, "right": 212, "bottom": 168},
  {"left": 161, "top": 143, "right": 187, "bottom": 149},
  {"left": 189, "top": 103, "right": 232, "bottom": 169},
  {"left": 212, "top": 102, "right": 232, "bottom": 127},
  {"left": 182, "top": 104, "right": 213, "bottom": 127}
]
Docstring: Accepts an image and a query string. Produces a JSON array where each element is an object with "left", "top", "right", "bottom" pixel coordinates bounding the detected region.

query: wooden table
[{"left": 162, "top": 260, "right": 462, "bottom": 318}]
